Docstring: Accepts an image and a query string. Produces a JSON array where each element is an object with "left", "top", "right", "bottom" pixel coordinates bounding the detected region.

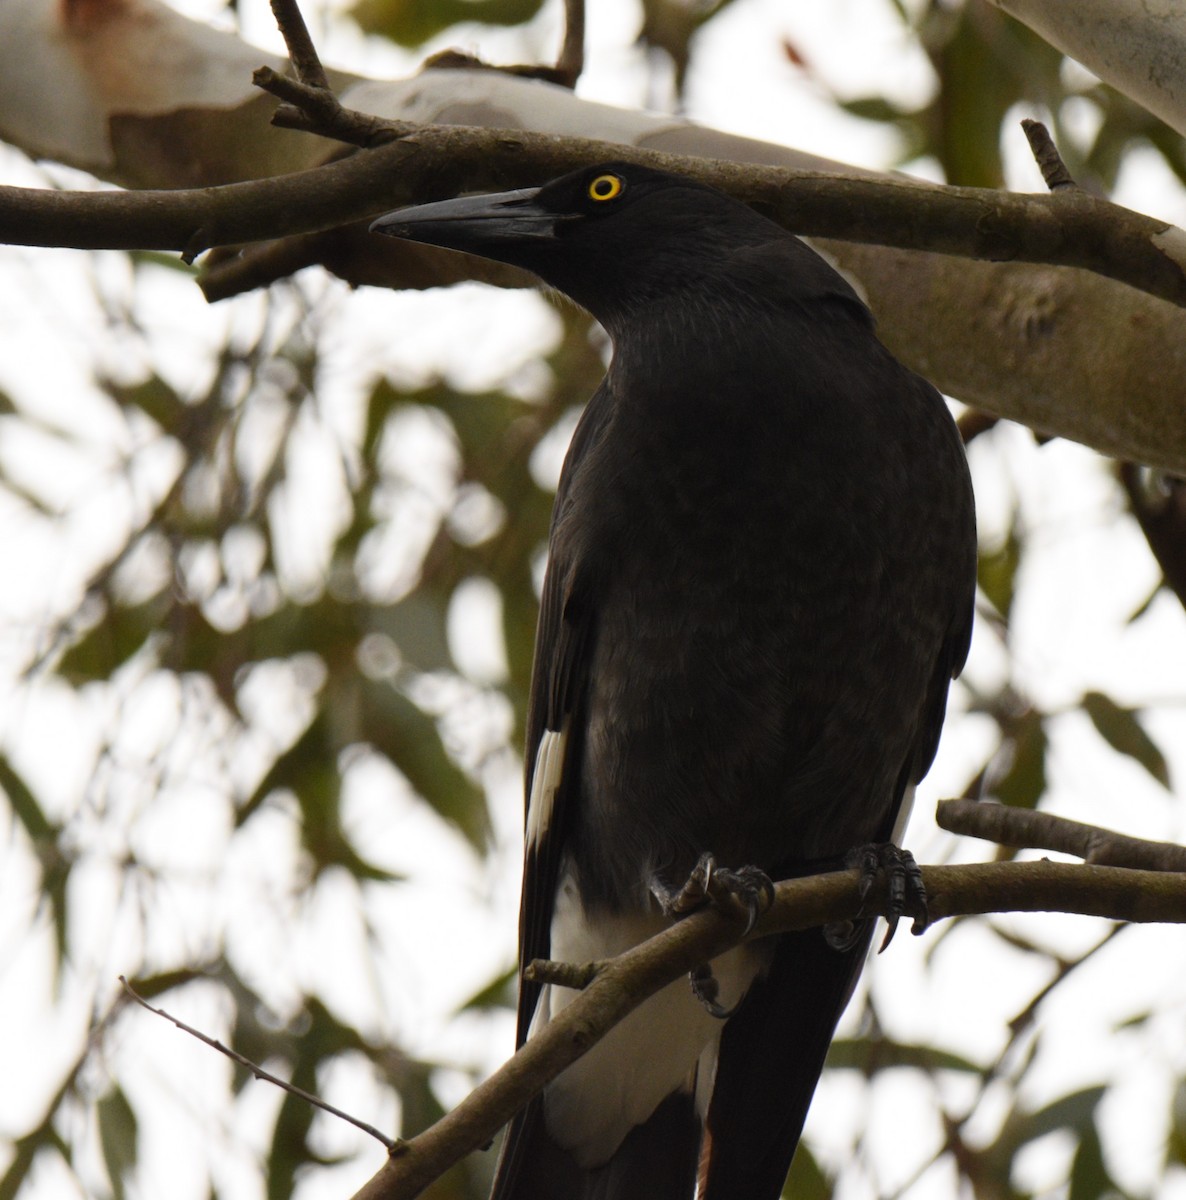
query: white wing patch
[
  {"left": 526, "top": 726, "right": 568, "bottom": 852},
  {"left": 529, "top": 866, "right": 766, "bottom": 1169},
  {"left": 891, "top": 782, "right": 916, "bottom": 845}
]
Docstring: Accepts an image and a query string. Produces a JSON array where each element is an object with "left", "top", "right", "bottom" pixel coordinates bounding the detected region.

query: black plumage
[{"left": 371, "top": 162, "right": 977, "bottom": 1200}]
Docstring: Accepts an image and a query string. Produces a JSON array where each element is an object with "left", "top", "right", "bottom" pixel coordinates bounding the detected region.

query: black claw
[
  {"left": 822, "top": 918, "right": 862, "bottom": 952},
  {"left": 829, "top": 842, "right": 929, "bottom": 955},
  {"left": 652, "top": 855, "right": 774, "bottom": 934},
  {"left": 653, "top": 852, "right": 717, "bottom": 917},
  {"left": 878, "top": 914, "right": 901, "bottom": 953},
  {"left": 709, "top": 864, "right": 775, "bottom": 935},
  {"left": 688, "top": 963, "right": 739, "bottom": 1019}
]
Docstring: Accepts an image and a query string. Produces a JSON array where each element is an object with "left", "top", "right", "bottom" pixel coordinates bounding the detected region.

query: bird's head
[{"left": 370, "top": 162, "right": 781, "bottom": 326}]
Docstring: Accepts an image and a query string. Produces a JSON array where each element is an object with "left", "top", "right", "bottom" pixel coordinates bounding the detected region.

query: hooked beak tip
[{"left": 369, "top": 213, "right": 408, "bottom": 237}]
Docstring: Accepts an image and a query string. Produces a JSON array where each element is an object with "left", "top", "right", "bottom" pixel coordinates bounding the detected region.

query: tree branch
[
  {"left": 3, "top": 125, "right": 1186, "bottom": 309},
  {"left": 345, "top": 857, "right": 1186, "bottom": 1200},
  {"left": 256, "top": 67, "right": 402, "bottom": 148},
  {"left": 937, "top": 798, "right": 1186, "bottom": 871}
]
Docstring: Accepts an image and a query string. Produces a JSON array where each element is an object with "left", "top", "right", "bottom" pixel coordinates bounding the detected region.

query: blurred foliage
[
  {"left": 350, "top": 0, "right": 546, "bottom": 48},
  {"left": 841, "top": 0, "right": 1186, "bottom": 196},
  {"left": 637, "top": 0, "right": 741, "bottom": 92},
  {"left": 2, "top": 3, "right": 1186, "bottom": 1200},
  {"left": 0, "top": 269, "right": 605, "bottom": 1199}
]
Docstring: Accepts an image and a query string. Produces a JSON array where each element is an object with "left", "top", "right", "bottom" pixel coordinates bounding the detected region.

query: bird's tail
[
  {"left": 698, "top": 926, "right": 872, "bottom": 1199},
  {"left": 490, "top": 1091, "right": 700, "bottom": 1200},
  {"left": 490, "top": 926, "right": 872, "bottom": 1200}
]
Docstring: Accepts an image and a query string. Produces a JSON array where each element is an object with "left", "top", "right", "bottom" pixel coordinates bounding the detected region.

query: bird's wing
[
  {"left": 912, "top": 551, "right": 976, "bottom": 785},
  {"left": 515, "top": 376, "right": 615, "bottom": 1043},
  {"left": 488, "top": 380, "right": 614, "bottom": 1200}
]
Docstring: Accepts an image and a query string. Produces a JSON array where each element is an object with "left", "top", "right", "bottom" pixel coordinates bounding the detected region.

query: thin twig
[
  {"left": 269, "top": 0, "right": 331, "bottom": 90},
  {"left": 1021, "top": 118, "right": 1079, "bottom": 192},
  {"left": 921, "top": 921, "right": 1124, "bottom": 1191},
  {"left": 523, "top": 958, "right": 604, "bottom": 989},
  {"left": 256, "top": 0, "right": 396, "bottom": 146},
  {"left": 936, "top": 798, "right": 1186, "bottom": 871},
  {"left": 554, "top": 0, "right": 586, "bottom": 88},
  {"left": 254, "top": 66, "right": 401, "bottom": 148},
  {"left": 118, "top": 976, "right": 404, "bottom": 1154},
  {"left": 1001, "top": 924, "right": 1123, "bottom": 1042}
]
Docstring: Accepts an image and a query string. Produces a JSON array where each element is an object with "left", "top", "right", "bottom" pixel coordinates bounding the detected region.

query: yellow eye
[{"left": 588, "top": 173, "right": 624, "bottom": 202}]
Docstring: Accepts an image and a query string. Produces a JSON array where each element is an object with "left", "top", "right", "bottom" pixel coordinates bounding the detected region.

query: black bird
[{"left": 371, "top": 162, "right": 976, "bottom": 1200}]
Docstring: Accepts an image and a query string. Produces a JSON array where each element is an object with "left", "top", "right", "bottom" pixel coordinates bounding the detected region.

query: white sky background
[{"left": 2, "top": 2, "right": 1186, "bottom": 1199}]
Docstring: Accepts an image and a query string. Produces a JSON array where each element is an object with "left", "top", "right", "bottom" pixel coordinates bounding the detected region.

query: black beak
[{"left": 370, "top": 186, "right": 569, "bottom": 255}]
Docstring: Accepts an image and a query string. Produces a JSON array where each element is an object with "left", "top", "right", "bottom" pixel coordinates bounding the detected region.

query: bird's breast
[{"left": 555, "top": 347, "right": 961, "bottom": 910}]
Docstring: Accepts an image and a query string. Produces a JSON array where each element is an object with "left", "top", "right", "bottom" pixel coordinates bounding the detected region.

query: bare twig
[
  {"left": 118, "top": 976, "right": 404, "bottom": 1154},
  {"left": 269, "top": 0, "right": 331, "bottom": 90},
  {"left": 554, "top": 0, "right": 586, "bottom": 88},
  {"left": 1021, "top": 118, "right": 1079, "bottom": 192},
  {"left": 936, "top": 798, "right": 1186, "bottom": 871},
  {"left": 257, "top": 0, "right": 391, "bottom": 144},
  {"left": 523, "top": 958, "right": 604, "bottom": 989},
  {"left": 938, "top": 923, "right": 1124, "bottom": 1180},
  {"left": 1001, "top": 925, "right": 1123, "bottom": 1042},
  {"left": 254, "top": 66, "right": 401, "bottom": 148}
]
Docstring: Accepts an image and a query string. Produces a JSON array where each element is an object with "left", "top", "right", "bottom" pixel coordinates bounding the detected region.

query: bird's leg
[
  {"left": 651, "top": 852, "right": 775, "bottom": 1019},
  {"left": 823, "top": 843, "right": 929, "bottom": 953}
]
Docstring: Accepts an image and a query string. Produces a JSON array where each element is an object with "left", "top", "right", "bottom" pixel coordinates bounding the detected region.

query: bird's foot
[
  {"left": 823, "top": 842, "right": 928, "bottom": 953},
  {"left": 653, "top": 851, "right": 716, "bottom": 918},
  {"left": 652, "top": 852, "right": 775, "bottom": 936},
  {"left": 652, "top": 853, "right": 775, "bottom": 1020}
]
